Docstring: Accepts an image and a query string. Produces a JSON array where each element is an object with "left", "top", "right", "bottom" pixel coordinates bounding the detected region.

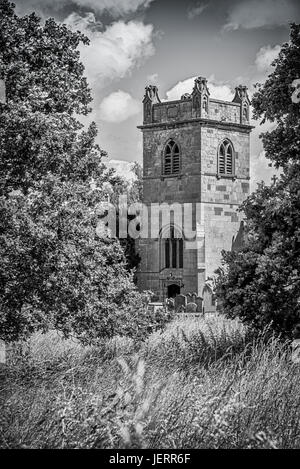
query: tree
[
  {"left": 0, "top": 1, "right": 170, "bottom": 343},
  {"left": 119, "top": 162, "right": 143, "bottom": 275},
  {"left": 215, "top": 23, "right": 300, "bottom": 337},
  {"left": 94, "top": 164, "right": 142, "bottom": 274},
  {"left": 128, "top": 162, "right": 143, "bottom": 203}
]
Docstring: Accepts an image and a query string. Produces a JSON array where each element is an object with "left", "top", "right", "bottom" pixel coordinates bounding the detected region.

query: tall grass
[{"left": 1, "top": 316, "right": 299, "bottom": 449}]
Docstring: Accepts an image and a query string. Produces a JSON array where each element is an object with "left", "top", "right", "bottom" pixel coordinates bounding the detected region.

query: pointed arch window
[
  {"left": 163, "top": 139, "right": 180, "bottom": 175},
  {"left": 218, "top": 139, "right": 234, "bottom": 176},
  {"left": 162, "top": 225, "right": 183, "bottom": 269}
]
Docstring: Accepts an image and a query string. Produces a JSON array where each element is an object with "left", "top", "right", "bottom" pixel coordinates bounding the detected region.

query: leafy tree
[
  {"left": 215, "top": 23, "right": 300, "bottom": 337},
  {"left": 0, "top": 1, "right": 170, "bottom": 343},
  {"left": 128, "top": 162, "right": 143, "bottom": 203},
  {"left": 119, "top": 162, "right": 143, "bottom": 275},
  {"left": 94, "top": 165, "right": 142, "bottom": 274}
]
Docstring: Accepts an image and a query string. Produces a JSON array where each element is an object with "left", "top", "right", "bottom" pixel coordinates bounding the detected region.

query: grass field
[{"left": 1, "top": 315, "right": 299, "bottom": 449}]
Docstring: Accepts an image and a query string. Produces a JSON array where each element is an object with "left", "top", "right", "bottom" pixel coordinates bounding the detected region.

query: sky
[{"left": 12, "top": 0, "right": 300, "bottom": 188}]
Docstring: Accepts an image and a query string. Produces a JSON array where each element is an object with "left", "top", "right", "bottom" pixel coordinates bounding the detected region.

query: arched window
[
  {"left": 218, "top": 139, "right": 234, "bottom": 176},
  {"left": 163, "top": 139, "right": 180, "bottom": 175},
  {"left": 162, "top": 225, "right": 183, "bottom": 269}
]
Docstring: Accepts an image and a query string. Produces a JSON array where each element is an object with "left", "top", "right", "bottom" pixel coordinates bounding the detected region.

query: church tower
[{"left": 136, "top": 78, "right": 253, "bottom": 307}]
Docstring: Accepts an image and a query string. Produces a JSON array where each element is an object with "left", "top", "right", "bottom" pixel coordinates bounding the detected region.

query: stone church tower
[{"left": 136, "top": 77, "right": 253, "bottom": 308}]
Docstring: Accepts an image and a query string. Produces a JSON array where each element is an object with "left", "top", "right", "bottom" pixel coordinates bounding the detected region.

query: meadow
[{"left": 1, "top": 315, "right": 299, "bottom": 449}]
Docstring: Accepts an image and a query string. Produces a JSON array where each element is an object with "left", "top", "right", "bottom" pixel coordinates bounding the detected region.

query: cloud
[
  {"left": 99, "top": 90, "right": 140, "bottom": 123},
  {"left": 64, "top": 13, "right": 155, "bottom": 87},
  {"left": 207, "top": 81, "right": 234, "bottom": 101},
  {"left": 64, "top": 11, "right": 103, "bottom": 31},
  {"left": 255, "top": 44, "right": 281, "bottom": 72},
  {"left": 165, "top": 75, "right": 234, "bottom": 101},
  {"left": 223, "top": 0, "right": 298, "bottom": 31},
  {"left": 14, "top": 0, "right": 154, "bottom": 18},
  {"left": 147, "top": 73, "right": 159, "bottom": 84},
  {"left": 106, "top": 160, "right": 137, "bottom": 182},
  {"left": 73, "top": 0, "right": 154, "bottom": 16},
  {"left": 187, "top": 2, "right": 209, "bottom": 20},
  {"left": 250, "top": 150, "right": 281, "bottom": 189}
]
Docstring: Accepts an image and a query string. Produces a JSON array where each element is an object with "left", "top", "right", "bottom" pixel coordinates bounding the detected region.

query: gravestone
[
  {"left": 195, "top": 296, "right": 203, "bottom": 313},
  {"left": 166, "top": 298, "right": 175, "bottom": 310},
  {"left": 186, "top": 293, "right": 193, "bottom": 304},
  {"left": 191, "top": 292, "right": 197, "bottom": 302},
  {"left": 175, "top": 294, "right": 187, "bottom": 312},
  {"left": 186, "top": 302, "right": 197, "bottom": 313},
  {"left": 148, "top": 302, "right": 164, "bottom": 314},
  {"left": 151, "top": 294, "right": 160, "bottom": 302},
  {"left": 202, "top": 284, "right": 216, "bottom": 314}
]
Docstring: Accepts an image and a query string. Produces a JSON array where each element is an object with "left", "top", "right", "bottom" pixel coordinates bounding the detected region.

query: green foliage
[
  {"left": 215, "top": 24, "right": 300, "bottom": 337},
  {"left": 0, "top": 1, "right": 166, "bottom": 343}
]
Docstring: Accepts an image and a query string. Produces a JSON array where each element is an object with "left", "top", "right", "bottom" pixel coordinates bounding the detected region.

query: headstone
[
  {"left": 0, "top": 340, "right": 5, "bottom": 364},
  {"left": 166, "top": 298, "right": 175, "bottom": 310},
  {"left": 151, "top": 294, "right": 160, "bottom": 302},
  {"left": 186, "top": 302, "right": 197, "bottom": 313},
  {"left": 202, "top": 285, "right": 216, "bottom": 314},
  {"left": 195, "top": 296, "right": 203, "bottom": 313},
  {"left": 175, "top": 294, "right": 187, "bottom": 312},
  {"left": 186, "top": 293, "right": 193, "bottom": 303},
  {"left": 148, "top": 302, "right": 164, "bottom": 314},
  {"left": 191, "top": 292, "right": 198, "bottom": 302}
]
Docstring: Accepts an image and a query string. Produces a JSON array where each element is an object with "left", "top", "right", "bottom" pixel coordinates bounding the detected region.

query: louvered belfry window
[
  {"left": 218, "top": 140, "right": 234, "bottom": 176},
  {"left": 163, "top": 140, "right": 180, "bottom": 175}
]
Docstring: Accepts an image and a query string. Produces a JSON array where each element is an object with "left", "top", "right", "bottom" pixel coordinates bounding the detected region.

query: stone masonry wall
[
  {"left": 151, "top": 98, "right": 243, "bottom": 126},
  {"left": 143, "top": 124, "right": 201, "bottom": 204},
  {"left": 200, "top": 124, "right": 250, "bottom": 280}
]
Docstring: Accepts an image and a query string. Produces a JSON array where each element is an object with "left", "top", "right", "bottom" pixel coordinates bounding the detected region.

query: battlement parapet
[{"left": 142, "top": 78, "right": 251, "bottom": 127}]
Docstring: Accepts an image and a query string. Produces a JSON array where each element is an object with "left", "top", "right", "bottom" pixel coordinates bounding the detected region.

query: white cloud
[
  {"left": 207, "top": 81, "right": 234, "bottom": 101},
  {"left": 106, "top": 159, "right": 137, "bottom": 182},
  {"left": 64, "top": 14, "right": 155, "bottom": 87},
  {"left": 187, "top": 3, "right": 209, "bottom": 20},
  {"left": 64, "top": 12, "right": 103, "bottom": 31},
  {"left": 223, "top": 0, "right": 298, "bottom": 31},
  {"left": 165, "top": 75, "right": 234, "bottom": 101},
  {"left": 147, "top": 73, "right": 159, "bottom": 84},
  {"left": 166, "top": 77, "right": 195, "bottom": 100},
  {"left": 255, "top": 44, "right": 281, "bottom": 72},
  {"left": 15, "top": 0, "right": 154, "bottom": 18},
  {"left": 250, "top": 150, "right": 280, "bottom": 189},
  {"left": 72, "top": 0, "right": 154, "bottom": 17},
  {"left": 99, "top": 90, "right": 140, "bottom": 123}
]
